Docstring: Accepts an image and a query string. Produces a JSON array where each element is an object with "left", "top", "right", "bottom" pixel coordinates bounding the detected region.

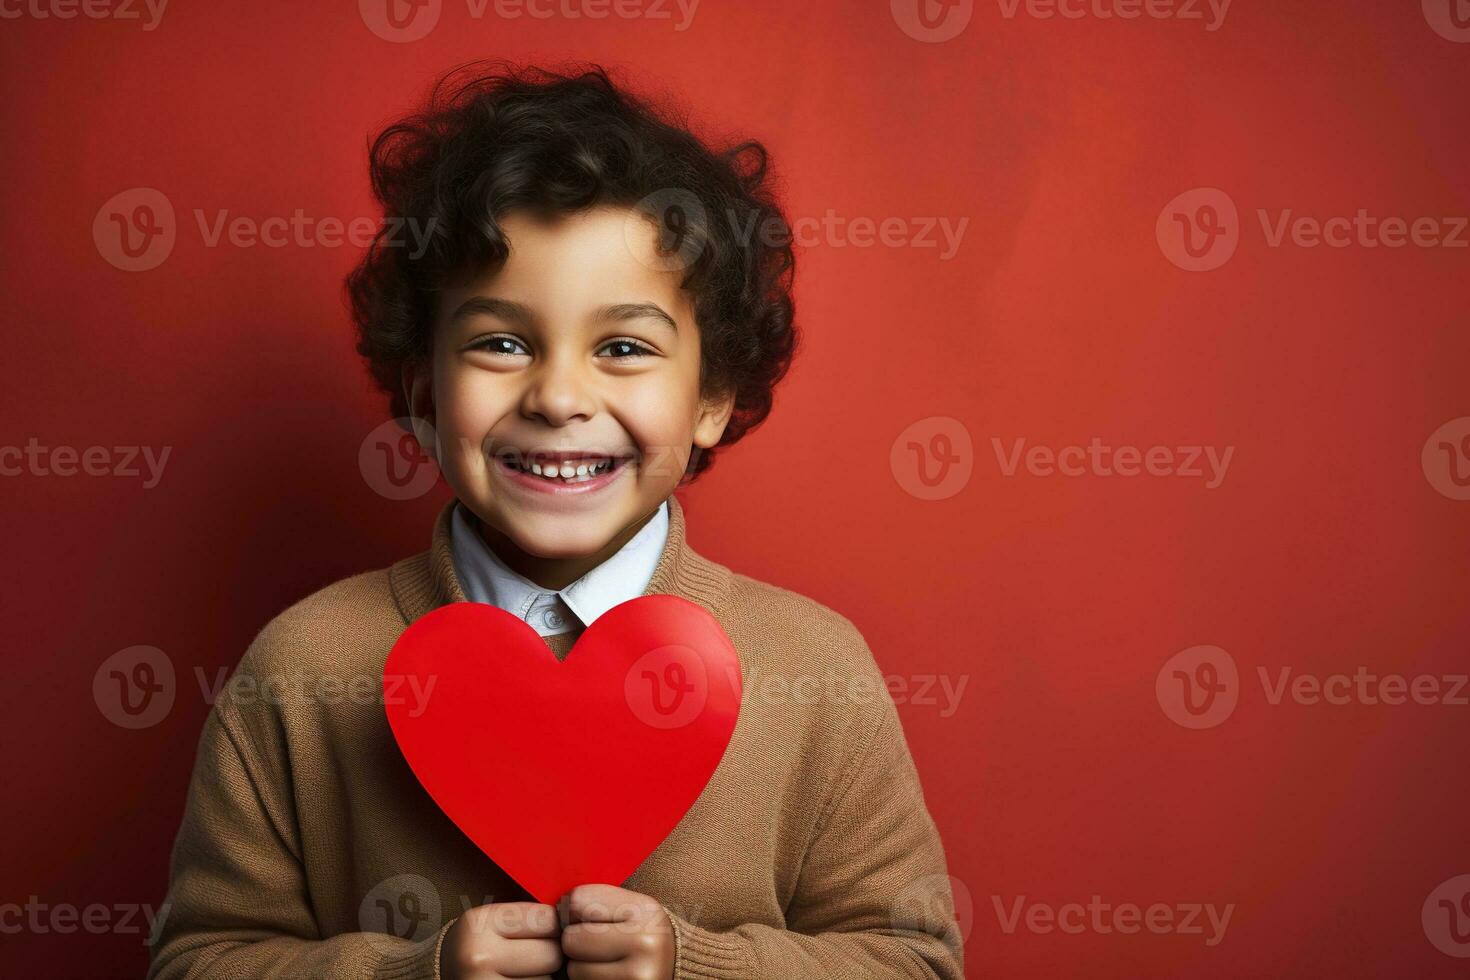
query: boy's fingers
[
  {"left": 565, "top": 884, "right": 656, "bottom": 924},
  {"left": 560, "top": 921, "right": 630, "bottom": 961},
  {"left": 497, "top": 936, "right": 563, "bottom": 977},
  {"left": 476, "top": 901, "right": 561, "bottom": 938}
]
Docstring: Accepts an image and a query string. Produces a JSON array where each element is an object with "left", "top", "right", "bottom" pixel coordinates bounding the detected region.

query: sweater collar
[{"left": 389, "top": 493, "right": 731, "bottom": 626}]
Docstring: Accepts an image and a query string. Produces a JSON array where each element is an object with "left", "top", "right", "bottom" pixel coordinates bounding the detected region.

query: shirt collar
[{"left": 448, "top": 498, "right": 671, "bottom": 629}]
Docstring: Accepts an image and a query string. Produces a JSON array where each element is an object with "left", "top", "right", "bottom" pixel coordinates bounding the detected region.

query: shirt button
[{"left": 543, "top": 609, "right": 565, "bottom": 630}]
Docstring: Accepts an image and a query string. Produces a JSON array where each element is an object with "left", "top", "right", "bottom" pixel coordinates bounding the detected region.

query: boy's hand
[
  {"left": 439, "top": 901, "right": 562, "bottom": 980},
  {"left": 558, "top": 883, "right": 675, "bottom": 980}
]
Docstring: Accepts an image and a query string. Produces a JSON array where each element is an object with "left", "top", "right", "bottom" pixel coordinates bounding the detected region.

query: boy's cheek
[
  {"left": 432, "top": 394, "right": 504, "bottom": 464},
  {"left": 637, "top": 444, "right": 691, "bottom": 482},
  {"left": 435, "top": 376, "right": 505, "bottom": 436}
]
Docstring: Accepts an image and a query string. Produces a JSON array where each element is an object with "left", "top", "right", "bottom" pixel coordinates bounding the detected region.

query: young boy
[{"left": 148, "top": 62, "right": 964, "bottom": 980}]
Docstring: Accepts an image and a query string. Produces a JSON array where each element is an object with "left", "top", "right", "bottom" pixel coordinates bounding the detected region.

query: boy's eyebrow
[
  {"left": 448, "top": 297, "right": 677, "bottom": 334},
  {"left": 448, "top": 296, "right": 535, "bottom": 328},
  {"left": 596, "top": 302, "right": 678, "bottom": 334}
]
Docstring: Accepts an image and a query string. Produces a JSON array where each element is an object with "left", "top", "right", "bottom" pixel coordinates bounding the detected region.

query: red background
[{"left": 2, "top": 1, "right": 1467, "bottom": 976}]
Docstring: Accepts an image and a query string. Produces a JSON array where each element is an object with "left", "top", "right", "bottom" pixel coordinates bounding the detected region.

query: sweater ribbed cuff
[
  {"left": 665, "top": 907, "right": 751, "bottom": 979},
  {"left": 373, "top": 919, "right": 453, "bottom": 980}
]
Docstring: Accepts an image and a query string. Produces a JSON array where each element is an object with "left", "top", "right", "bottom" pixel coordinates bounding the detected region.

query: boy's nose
[{"left": 518, "top": 360, "right": 598, "bottom": 426}]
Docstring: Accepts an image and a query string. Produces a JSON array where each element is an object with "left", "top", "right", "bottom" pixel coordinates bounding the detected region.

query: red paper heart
[{"left": 384, "top": 595, "right": 742, "bottom": 905}]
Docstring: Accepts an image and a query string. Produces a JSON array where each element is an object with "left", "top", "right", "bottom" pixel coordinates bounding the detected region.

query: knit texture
[{"left": 147, "top": 494, "right": 965, "bottom": 979}]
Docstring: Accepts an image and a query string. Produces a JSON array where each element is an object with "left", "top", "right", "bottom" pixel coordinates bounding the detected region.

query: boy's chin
[{"left": 489, "top": 507, "right": 631, "bottom": 559}]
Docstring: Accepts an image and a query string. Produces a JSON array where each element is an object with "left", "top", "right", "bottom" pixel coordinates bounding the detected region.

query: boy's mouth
[{"left": 491, "top": 449, "right": 637, "bottom": 488}]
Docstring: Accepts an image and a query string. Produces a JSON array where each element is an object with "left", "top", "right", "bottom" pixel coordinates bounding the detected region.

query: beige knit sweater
[{"left": 147, "top": 494, "right": 965, "bottom": 979}]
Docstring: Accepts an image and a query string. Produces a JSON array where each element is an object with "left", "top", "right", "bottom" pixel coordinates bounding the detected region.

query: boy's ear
[
  {"left": 692, "top": 388, "right": 737, "bottom": 450},
  {"left": 401, "top": 361, "right": 438, "bottom": 462}
]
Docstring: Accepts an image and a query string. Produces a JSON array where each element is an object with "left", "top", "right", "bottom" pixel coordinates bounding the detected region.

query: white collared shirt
[{"left": 449, "top": 498, "right": 670, "bottom": 636}]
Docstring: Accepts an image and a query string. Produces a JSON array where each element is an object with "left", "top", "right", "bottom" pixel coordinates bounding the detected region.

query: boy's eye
[
  {"left": 471, "top": 335, "right": 530, "bottom": 357},
  {"left": 466, "top": 335, "right": 656, "bottom": 359},
  {"left": 598, "top": 339, "right": 656, "bottom": 359}
]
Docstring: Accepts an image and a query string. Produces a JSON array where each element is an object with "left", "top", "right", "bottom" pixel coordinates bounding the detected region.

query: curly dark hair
[{"left": 345, "top": 59, "right": 798, "bottom": 482}]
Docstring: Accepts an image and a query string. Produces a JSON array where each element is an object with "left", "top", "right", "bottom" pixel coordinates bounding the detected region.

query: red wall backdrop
[{"left": 2, "top": 1, "right": 1467, "bottom": 977}]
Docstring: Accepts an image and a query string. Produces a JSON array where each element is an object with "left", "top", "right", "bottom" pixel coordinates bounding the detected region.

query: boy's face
[{"left": 408, "top": 205, "right": 733, "bottom": 572}]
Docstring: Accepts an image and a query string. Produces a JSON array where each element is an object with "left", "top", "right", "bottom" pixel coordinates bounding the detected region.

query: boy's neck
[{"left": 474, "top": 505, "right": 661, "bottom": 592}]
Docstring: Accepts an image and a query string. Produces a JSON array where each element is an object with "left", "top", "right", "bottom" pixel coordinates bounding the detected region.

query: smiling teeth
[{"left": 521, "top": 459, "right": 614, "bottom": 482}]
